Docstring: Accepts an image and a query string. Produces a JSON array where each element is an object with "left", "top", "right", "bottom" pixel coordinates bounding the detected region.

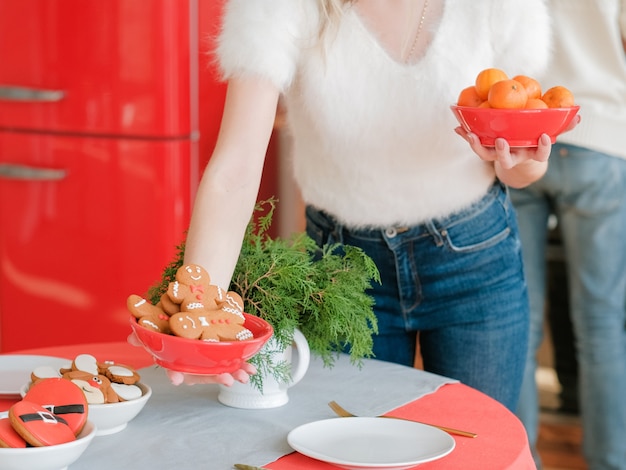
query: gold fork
[{"left": 328, "top": 400, "right": 477, "bottom": 438}]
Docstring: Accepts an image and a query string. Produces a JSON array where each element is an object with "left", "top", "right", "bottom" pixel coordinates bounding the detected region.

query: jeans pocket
[{"left": 441, "top": 192, "right": 514, "bottom": 254}]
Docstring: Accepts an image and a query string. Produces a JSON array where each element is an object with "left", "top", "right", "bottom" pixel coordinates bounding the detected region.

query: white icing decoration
[
  {"left": 108, "top": 366, "right": 133, "bottom": 377},
  {"left": 32, "top": 365, "right": 62, "bottom": 379},
  {"left": 222, "top": 307, "right": 245, "bottom": 319},
  {"left": 178, "top": 315, "right": 195, "bottom": 329},
  {"left": 225, "top": 293, "right": 243, "bottom": 311},
  {"left": 74, "top": 354, "right": 98, "bottom": 374},
  {"left": 236, "top": 329, "right": 253, "bottom": 340},
  {"left": 111, "top": 383, "right": 142, "bottom": 401},
  {"left": 143, "top": 320, "right": 159, "bottom": 330}
]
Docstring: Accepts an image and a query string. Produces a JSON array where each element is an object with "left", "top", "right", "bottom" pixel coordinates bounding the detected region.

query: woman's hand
[
  {"left": 455, "top": 127, "right": 551, "bottom": 168},
  {"left": 166, "top": 362, "right": 257, "bottom": 386},
  {"left": 127, "top": 333, "right": 257, "bottom": 386},
  {"left": 456, "top": 127, "right": 549, "bottom": 188},
  {"left": 454, "top": 112, "right": 580, "bottom": 188}
]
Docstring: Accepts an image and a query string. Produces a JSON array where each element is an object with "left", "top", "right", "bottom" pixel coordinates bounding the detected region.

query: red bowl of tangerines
[{"left": 450, "top": 68, "right": 580, "bottom": 147}]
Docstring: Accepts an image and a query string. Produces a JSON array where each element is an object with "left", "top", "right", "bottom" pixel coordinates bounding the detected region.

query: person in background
[
  {"left": 511, "top": 1, "right": 626, "bottom": 468},
  {"left": 172, "top": 0, "right": 573, "bottom": 411},
  {"left": 545, "top": 223, "right": 580, "bottom": 415}
]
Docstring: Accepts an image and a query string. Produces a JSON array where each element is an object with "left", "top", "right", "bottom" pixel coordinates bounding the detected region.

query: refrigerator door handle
[
  {"left": 0, "top": 163, "right": 67, "bottom": 181},
  {"left": 0, "top": 85, "right": 65, "bottom": 102}
]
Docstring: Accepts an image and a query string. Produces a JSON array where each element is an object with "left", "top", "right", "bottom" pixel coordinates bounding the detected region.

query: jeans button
[{"left": 385, "top": 227, "right": 397, "bottom": 237}]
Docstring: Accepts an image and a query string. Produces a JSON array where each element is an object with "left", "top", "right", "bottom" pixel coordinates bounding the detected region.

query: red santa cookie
[
  {"left": 23, "top": 378, "right": 88, "bottom": 436},
  {"left": 9, "top": 401, "right": 76, "bottom": 447},
  {"left": 0, "top": 418, "right": 29, "bottom": 448}
]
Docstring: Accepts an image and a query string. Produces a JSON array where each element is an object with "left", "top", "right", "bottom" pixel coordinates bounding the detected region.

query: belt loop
[
  {"left": 332, "top": 220, "right": 345, "bottom": 244},
  {"left": 425, "top": 220, "right": 444, "bottom": 247}
]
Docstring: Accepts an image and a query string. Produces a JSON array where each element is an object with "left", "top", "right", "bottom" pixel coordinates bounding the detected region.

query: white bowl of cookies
[
  {"left": 22, "top": 353, "right": 151, "bottom": 436},
  {"left": 0, "top": 420, "right": 97, "bottom": 470},
  {"left": 0, "top": 377, "right": 97, "bottom": 470}
]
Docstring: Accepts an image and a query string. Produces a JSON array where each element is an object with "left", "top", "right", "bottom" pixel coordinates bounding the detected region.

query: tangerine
[
  {"left": 475, "top": 68, "right": 508, "bottom": 100},
  {"left": 457, "top": 85, "right": 484, "bottom": 107},
  {"left": 541, "top": 86, "right": 575, "bottom": 108},
  {"left": 488, "top": 79, "right": 528, "bottom": 109},
  {"left": 525, "top": 98, "right": 548, "bottom": 109},
  {"left": 512, "top": 75, "right": 542, "bottom": 99}
]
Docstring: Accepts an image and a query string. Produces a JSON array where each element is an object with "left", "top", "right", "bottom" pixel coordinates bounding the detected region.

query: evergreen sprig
[{"left": 147, "top": 198, "right": 380, "bottom": 390}]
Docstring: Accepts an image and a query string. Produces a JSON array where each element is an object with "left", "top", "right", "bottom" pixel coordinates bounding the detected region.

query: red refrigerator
[{"left": 0, "top": 0, "right": 242, "bottom": 352}]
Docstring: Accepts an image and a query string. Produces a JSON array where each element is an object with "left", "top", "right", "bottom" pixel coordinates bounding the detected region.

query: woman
[{"left": 179, "top": 0, "right": 564, "bottom": 411}]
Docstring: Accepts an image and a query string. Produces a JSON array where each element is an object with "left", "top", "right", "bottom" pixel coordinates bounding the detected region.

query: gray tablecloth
[{"left": 71, "top": 354, "right": 456, "bottom": 470}]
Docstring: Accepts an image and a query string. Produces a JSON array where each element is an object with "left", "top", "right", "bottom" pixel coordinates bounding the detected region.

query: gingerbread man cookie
[
  {"left": 127, "top": 294, "right": 172, "bottom": 334},
  {"left": 62, "top": 371, "right": 119, "bottom": 404},
  {"left": 166, "top": 264, "right": 223, "bottom": 311},
  {"left": 170, "top": 307, "right": 252, "bottom": 342},
  {"left": 169, "top": 282, "right": 248, "bottom": 341}
]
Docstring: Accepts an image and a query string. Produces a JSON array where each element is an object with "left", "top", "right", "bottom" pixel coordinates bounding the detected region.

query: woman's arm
[{"left": 183, "top": 76, "right": 280, "bottom": 290}]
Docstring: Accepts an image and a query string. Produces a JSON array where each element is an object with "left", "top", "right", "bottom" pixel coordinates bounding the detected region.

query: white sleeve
[{"left": 216, "top": 0, "right": 318, "bottom": 91}]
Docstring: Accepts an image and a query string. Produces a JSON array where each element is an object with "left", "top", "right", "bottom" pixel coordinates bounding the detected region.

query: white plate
[
  {"left": 287, "top": 417, "right": 455, "bottom": 470},
  {"left": 0, "top": 355, "right": 71, "bottom": 397}
]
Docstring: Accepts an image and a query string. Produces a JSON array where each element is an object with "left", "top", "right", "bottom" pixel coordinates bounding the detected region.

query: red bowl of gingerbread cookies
[
  {"left": 128, "top": 263, "right": 274, "bottom": 375},
  {"left": 129, "top": 313, "right": 273, "bottom": 375}
]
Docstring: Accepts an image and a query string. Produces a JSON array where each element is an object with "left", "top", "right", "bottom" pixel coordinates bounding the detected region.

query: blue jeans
[
  {"left": 511, "top": 143, "right": 626, "bottom": 470},
  {"left": 306, "top": 181, "right": 529, "bottom": 411}
]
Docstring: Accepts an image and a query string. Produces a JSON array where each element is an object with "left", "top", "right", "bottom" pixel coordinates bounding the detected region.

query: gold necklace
[{"left": 404, "top": 0, "right": 429, "bottom": 63}]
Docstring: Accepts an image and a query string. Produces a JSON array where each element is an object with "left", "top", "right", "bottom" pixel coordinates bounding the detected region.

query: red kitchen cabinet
[
  {"left": 0, "top": 0, "right": 274, "bottom": 352},
  {"left": 0, "top": 132, "right": 192, "bottom": 350}
]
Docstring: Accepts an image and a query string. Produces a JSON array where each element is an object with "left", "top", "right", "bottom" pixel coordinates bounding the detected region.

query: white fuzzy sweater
[
  {"left": 217, "top": 0, "right": 551, "bottom": 228},
  {"left": 544, "top": 0, "right": 626, "bottom": 160}
]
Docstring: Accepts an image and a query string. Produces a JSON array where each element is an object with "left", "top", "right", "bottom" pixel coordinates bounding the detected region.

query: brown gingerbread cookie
[
  {"left": 166, "top": 264, "right": 223, "bottom": 312},
  {"left": 30, "top": 365, "right": 62, "bottom": 383},
  {"left": 157, "top": 292, "right": 180, "bottom": 315},
  {"left": 127, "top": 294, "right": 172, "bottom": 334},
  {"left": 169, "top": 307, "right": 252, "bottom": 342},
  {"left": 62, "top": 370, "right": 120, "bottom": 404},
  {"left": 99, "top": 362, "right": 141, "bottom": 385}
]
